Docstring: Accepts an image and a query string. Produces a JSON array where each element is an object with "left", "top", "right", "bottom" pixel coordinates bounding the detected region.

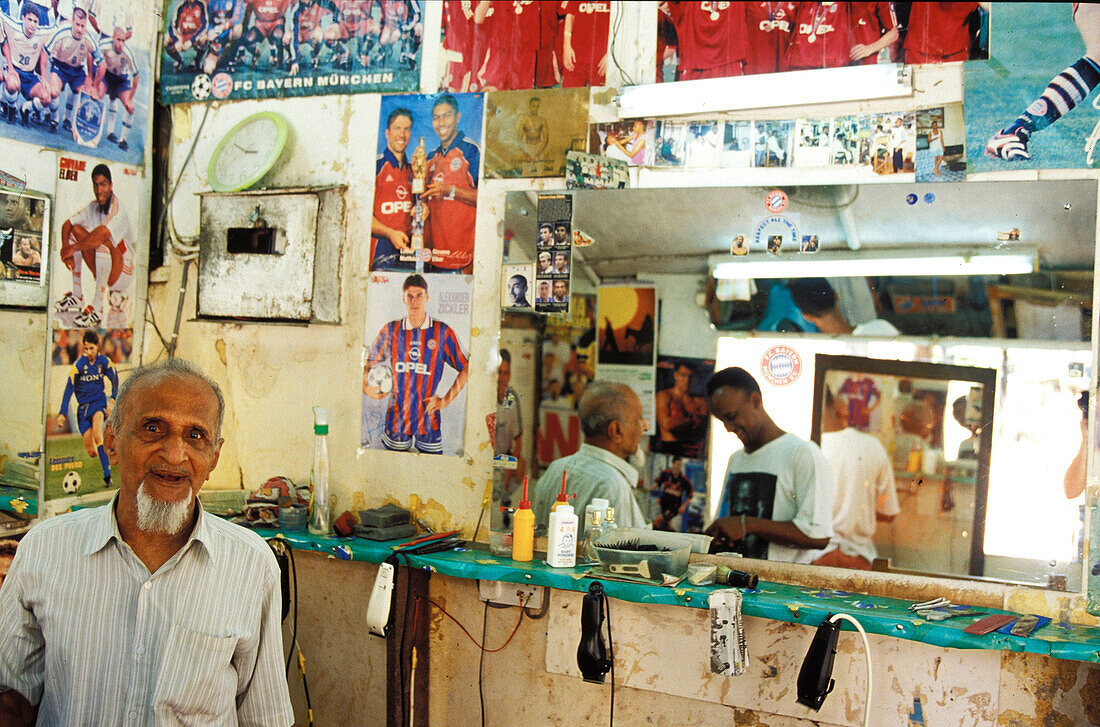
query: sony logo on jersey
[
  {"left": 759, "top": 20, "right": 790, "bottom": 31},
  {"left": 381, "top": 200, "right": 412, "bottom": 215},
  {"left": 799, "top": 23, "right": 835, "bottom": 34},
  {"left": 394, "top": 362, "right": 429, "bottom": 374},
  {"left": 577, "top": 2, "right": 610, "bottom": 14}
]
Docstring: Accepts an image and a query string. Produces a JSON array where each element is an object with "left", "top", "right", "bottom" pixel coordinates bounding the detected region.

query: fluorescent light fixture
[
  {"left": 617, "top": 64, "right": 910, "bottom": 119},
  {"left": 709, "top": 247, "right": 1038, "bottom": 279}
]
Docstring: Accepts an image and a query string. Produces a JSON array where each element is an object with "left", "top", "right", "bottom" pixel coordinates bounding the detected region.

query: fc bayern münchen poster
[
  {"left": 361, "top": 271, "right": 472, "bottom": 458},
  {"left": 160, "top": 0, "right": 423, "bottom": 104},
  {"left": 0, "top": 3, "right": 152, "bottom": 166}
]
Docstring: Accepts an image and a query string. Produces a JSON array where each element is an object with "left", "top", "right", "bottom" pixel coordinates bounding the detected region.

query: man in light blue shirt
[
  {"left": 0, "top": 358, "right": 293, "bottom": 726},
  {"left": 533, "top": 380, "right": 649, "bottom": 538}
]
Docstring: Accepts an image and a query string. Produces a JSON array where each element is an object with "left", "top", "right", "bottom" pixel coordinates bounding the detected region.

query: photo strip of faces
[{"left": 534, "top": 193, "right": 571, "bottom": 314}]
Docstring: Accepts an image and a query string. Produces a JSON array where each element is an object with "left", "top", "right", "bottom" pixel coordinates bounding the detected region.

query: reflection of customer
[
  {"left": 705, "top": 367, "right": 833, "bottom": 563},
  {"left": 813, "top": 387, "right": 899, "bottom": 570},
  {"left": 363, "top": 274, "right": 469, "bottom": 454},
  {"left": 1065, "top": 391, "right": 1089, "bottom": 499},
  {"left": 654, "top": 362, "right": 708, "bottom": 457},
  {"left": 532, "top": 381, "right": 648, "bottom": 537},
  {"left": 789, "top": 277, "right": 900, "bottom": 336},
  {"left": 0, "top": 359, "right": 294, "bottom": 725},
  {"left": 652, "top": 457, "right": 693, "bottom": 531}
]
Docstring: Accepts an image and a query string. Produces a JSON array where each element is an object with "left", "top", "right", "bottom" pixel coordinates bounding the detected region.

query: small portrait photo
[
  {"left": 754, "top": 120, "right": 794, "bottom": 168},
  {"left": 730, "top": 235, "right": 748, "bottom": 256},
  {"left": 534, "top": 278, "right": 553, "bottom": 304},
  {"left": 501, "top": 263, "right": 535, "bottom": 309},
  {"left": 552, "top": 249, "right": 570, "bottom": 275},
  {"left": 768, "top": 235, "right": 783, "bottom": 255},
  {"left": 551, "top": 277, "right": 570, "bottom": 303},
  {"left": 537, "top": 222, "right": 554, "bottom": 247},
  {"left": 800, "top": 235, "right": 820, "bottom": 253},
  {"left": 720, "top": 121, "right": 754, "bottom": 168},
  {"left": 537, "top": 250, "right": 554, "bottom": 275},
  {"left": 552, "top": 220, "right": 571, "bottom": 247}
]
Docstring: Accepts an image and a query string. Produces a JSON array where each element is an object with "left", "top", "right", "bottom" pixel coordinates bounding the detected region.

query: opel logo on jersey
[
  {"left": 395, "top": 185, "right": 408, "bottom": 200},
  {"left": 577, "top": 2, "right": 610, "bottom": 13},
  {"left": 409, "top": 344, "right": 420, "bottom": 362}
]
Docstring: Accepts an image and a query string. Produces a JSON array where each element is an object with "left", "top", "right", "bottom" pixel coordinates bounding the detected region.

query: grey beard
[{"left": 136, "top": 481, "right": 193, "bottom": 535}]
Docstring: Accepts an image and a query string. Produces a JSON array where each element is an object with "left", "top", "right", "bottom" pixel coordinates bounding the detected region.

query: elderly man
[
  {"left": 705, "top": 366, "right": 834, "bottom": 563},
  {"left": 533, "top": 380, "right": 648, "bottom": 537},
  {"left": 0, "top": 359, "right": 293, "bottom": 726}
]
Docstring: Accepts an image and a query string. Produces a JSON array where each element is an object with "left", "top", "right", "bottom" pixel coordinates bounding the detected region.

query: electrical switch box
[
  {"left": 477, "top": 580, "right": 546, "bottom": 609},
  {"left": 197, "top": 186, "right": 345, "bottom": 323}
]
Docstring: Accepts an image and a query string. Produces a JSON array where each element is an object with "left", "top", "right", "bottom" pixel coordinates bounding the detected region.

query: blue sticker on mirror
[
  {"left": 924, "top": 192, "right": 936, "bottom": 204},
  {"left": 906, "top": 193, "right": 918, "bottom": 205}
]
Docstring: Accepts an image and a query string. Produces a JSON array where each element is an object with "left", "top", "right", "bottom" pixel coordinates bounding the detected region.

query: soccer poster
[
  {"left": 369, "top": 92, "right": 483, "bottom": 274},
  {"left": 484, "top": 87, "right": 589, "bottom": 178},
  {"left": 360, "top": 271, "right": 472, "bottom": 457},
  {"left": 564, "top": 151, "right": 628, "bottom": 190},
  {"left": 647, "top": 452, "right": 706, "bottom": 534},
  {"left": 159, "top": 0, "right": 422, "bottom": 104},
  {"left": 439, "top": 0, "right": 610, "bottom": 92},
  {"left": 966, "top": 3, "right": 1100, "bottom": 171},
  {"left": 0, "top": 189, "right": 49, "bottom": 286},
  {"left": 0, "top": 3, "right": 152, "bottom": 166},
  {"left": 658, "top": 2, "right": 988, "bottom": 83},
  {"left": 596, "top": 282, "right": 657, "bottom": 432},
  {"left": 651, "top": 355, "right": 714, "bottom": 461},
  {"left": 534, "top": 192, "right": 571, "bottom": 315}
]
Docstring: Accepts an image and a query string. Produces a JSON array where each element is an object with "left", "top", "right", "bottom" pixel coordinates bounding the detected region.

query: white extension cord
[{"left": 828, "top": 613, "right": 872, "bottom": 727}]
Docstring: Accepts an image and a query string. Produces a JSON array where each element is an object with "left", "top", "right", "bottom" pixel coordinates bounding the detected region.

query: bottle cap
[
  {"left": 518, "top": 475, "right": 531, "bottom": 510},
  {"left": 313, "top": 406, "right": 329, "bottom": 435},
  {"left": 591, "top": 498, "right": 609, "bottom": 511},
  {"left": 605, "top": 507, "right": 615, "bottom": 523}
]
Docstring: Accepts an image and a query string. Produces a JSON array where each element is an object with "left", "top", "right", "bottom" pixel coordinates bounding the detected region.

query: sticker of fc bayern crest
[
  {"left": 159, "top": 0, "right": 423, "bottom": 104},
  {"left": 0, "top": 1, "right": 153, "bottom": 166}
]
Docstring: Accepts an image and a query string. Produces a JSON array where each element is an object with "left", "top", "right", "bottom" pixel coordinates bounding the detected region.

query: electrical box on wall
[{"left": 197, "top": 185, "right": 345, "bottom": 323}]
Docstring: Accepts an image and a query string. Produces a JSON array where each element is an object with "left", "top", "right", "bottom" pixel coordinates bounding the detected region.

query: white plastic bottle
[
  {"left": 308, "top": 406, "right": 331, "bottom": 535},
  {"left": 546, "top": 504, "right": 579, "bottom": 568}
]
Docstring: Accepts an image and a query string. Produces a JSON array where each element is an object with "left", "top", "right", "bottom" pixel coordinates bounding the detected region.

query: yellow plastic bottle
[{"left": 512, "top": 475, "right": 535, "bottom": 562}]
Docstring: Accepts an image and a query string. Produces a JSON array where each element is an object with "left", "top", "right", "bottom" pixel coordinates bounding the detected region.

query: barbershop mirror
[{"left": 498, "top": 179, "right": 1096, "bottom": 591}]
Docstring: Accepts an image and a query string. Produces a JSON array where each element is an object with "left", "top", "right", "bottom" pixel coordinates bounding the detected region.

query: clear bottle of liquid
[
  {"left": 582, "top": 509, "right": 603, "bottom": 562},
  {"left": 308, "top": 406, "right": 331, "bottom": 535}
]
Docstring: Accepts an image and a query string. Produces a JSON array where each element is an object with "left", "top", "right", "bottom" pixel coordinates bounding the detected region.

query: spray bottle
[
  {"left": 511, "top": 475, "right": 535, "bottom": 562},
  {"left": 308, "top": 406, "right": 331, "bottom": 535}
]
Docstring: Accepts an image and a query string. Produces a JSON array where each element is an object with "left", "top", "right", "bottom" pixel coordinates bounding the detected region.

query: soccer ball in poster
[
  {"left": 365, "top": 364, "right": 393, "bottom": 395},
  {"left": 61, "top": 470, "right": 81, "bottom": 495}
]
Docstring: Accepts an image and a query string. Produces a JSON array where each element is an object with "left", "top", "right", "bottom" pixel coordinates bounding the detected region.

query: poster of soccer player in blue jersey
[
  {"left": 969, "top": 3, "right": 1100, "bottom": 170},
  {"left": 159, "top": 0, "right": 422, "bottom": 104},
  {"left": 370, "top": 92, "right": 484, "bottom": 274},
  {"left": 361, "top": 271, "right": 472, "bottom": 457},
  {"left": 0, "top": 3, "right": 152, "bottom": 166}
]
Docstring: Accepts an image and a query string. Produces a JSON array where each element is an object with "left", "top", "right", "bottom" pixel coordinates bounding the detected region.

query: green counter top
[{"left": 257, "top": 528, "right": 1100, "bottom": 664}]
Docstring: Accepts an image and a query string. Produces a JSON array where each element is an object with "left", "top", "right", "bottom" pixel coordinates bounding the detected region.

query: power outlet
[{"left": 477, "top": 580, "right": 546, "bottom": 609}]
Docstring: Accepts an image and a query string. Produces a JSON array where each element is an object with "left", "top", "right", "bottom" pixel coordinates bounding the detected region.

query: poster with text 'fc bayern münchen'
[{"left": 159, "top": 0, "right": 422, "bottom": 104}]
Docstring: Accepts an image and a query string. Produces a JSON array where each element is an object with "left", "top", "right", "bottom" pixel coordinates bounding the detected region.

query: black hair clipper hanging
[{"left": 577, "top": 581, "right": 612, "bottom": 684}]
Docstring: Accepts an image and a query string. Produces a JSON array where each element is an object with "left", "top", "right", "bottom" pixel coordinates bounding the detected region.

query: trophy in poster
[{"left": 403, "top": 138, "right": 428, "bottom": 269}]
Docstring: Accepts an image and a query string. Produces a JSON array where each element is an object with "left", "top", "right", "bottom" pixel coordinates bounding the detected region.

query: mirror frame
[{"left": 808, "top": 353, "right": 998, "bottom": 578}]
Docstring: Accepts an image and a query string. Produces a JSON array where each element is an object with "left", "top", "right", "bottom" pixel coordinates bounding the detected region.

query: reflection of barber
[
  {"left": 532, "top": 381, "right": 648, "bottom": 538},
  {"left": 789, "top": 277, "right": 899, "bottom": 336},
  {"left": 705, "top": 367, "right": 833, "bottom": 563},
  {"left": 652, "top": 457, "right": 693, "bottom": 531},
  {"left": 654, "top": 362, "right": 708, "bottom": 457},
  {"left": 813, "top": 386, "right": 899, "bottom": 570}
]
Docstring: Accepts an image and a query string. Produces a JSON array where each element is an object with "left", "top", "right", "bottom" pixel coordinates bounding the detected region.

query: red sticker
[
  {"left": 764, "top": 189, "right": 788, "bottom": 214},
  {"left": 761, "top": 345, "right": 802, "bottom": 386}
]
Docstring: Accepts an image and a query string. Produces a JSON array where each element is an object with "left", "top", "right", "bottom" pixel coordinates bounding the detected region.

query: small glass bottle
[{"left": 581, "top": 509, "right": 603, "bottom": 562}]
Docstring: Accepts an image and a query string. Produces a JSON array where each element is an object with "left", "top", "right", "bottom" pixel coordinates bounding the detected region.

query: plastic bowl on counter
[{"left": 593, "top": 528, "right": 692, "bottom": 578}]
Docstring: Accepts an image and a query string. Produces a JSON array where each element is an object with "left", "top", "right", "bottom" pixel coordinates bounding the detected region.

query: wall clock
[{"left": 207, "top": 111, "right": 290, "bottom": 193}]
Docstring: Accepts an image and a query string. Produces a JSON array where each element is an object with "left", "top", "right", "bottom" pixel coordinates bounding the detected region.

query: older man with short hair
[
  {"left": 0, "top": 358, "right": 293, "bottom": 726},
  {"left": 532, "top": 380, "right": 648, "bottom": 537}
]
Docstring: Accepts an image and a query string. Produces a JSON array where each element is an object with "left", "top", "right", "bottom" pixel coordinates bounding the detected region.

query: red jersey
[
  {"left": 561, "top": 0, "right": 611, "bottom": 87},
  {"left": 850, "top": 2, "right": 896, "bottom": 64},
  {"left": 426, "top": 132, "right": 479, "bottom": 272},
  {"left": 296, "top": 3, "right": 334, "bottom": 41},
  {"left": 336, "top": 0, "right": 368, "bottom": 35},
  {"left": 744, "top": 1, "right": 797, "bottom": 75},
  {"left": 480, "top": 0, "right": 540, "bottom": 90},
  {"left": 247, "top": 0, "right": 291, "bottom": 34},
  {"left": 174, "top": 0, "right": 207, "bottom": 40},
  {"left": 442, "top": 0, "right": 475, "bottom": 90},
  {"left": 381, "top": 0, "right": 410, "bottom": 28},
  {"left": 371, "top": 148, "right": 413, "bottom": 270},
  {"left": 903, "top": 2, "right": 976, "bottom": 63},
  {"left": 785, "top": 1, "right": 854, "bottom": 71},
  {"left": 668, "top": 1, "right": 749, "bottom": 80},
  {"left": 534, "top": 0, "right": 560, "bottom": 87}
]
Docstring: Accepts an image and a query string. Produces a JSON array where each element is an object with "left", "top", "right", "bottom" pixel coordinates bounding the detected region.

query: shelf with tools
[{"left": 259, "top": 528, "right": 1100, "bottom": 665}]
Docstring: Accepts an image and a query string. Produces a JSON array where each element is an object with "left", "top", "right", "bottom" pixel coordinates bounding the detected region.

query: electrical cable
[
  {"left": 604, "top": 591, "right": 614, "bottom": 727},
  {"left": 828, "top": 613, "right": 872, "bottom": 727},
  {"left": 608, "top": 0, "right": 633, "bottom": 87},
  {"left": 479, "top": 601, "right": 488, "bottom": 727},
  {"left": 419, "top": 596, "right": 527, "bottom": 652},
  {"left": 266, "top": 539, "right": 311, "bottom": 725}
]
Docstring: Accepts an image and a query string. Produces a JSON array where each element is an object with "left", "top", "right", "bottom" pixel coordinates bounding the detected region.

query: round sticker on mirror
[
  {"left": 764, "top": 189, "right": 788, "bottom": 213},
  {"left": 761, "top": 345, "right": 801, "bottom": 386}
]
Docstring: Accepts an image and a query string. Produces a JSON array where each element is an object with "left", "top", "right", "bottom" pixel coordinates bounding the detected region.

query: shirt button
[
  {"left": 136, "top": 645, "right": 145, "bottom": 656},
  {"left": 128, "top": 711, "right": 137, "bottom": 721},
  {"left": 143, "top": 582, "right": 152, "bottom": 590}
]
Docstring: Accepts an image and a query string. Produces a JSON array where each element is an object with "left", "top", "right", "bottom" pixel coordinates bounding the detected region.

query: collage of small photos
[
  {"left": 589, "top": 106, "right": 965, "bottom": 184},
  {"left": 0, "top": 190, "right": 48, "bottom": 283}
]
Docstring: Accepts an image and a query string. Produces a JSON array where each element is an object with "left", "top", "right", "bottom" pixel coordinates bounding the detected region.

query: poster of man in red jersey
[
  {"left": 657, "top": 2, "right": 988, "bottom": 83},
  {"left": 361, "top": 272, "right": 473, "bottom": 456},
  {"left": 439, "top": 0, "right": 611, "bottom": 91}
]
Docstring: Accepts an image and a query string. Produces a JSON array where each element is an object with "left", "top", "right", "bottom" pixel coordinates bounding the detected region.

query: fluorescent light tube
[
  {"left": 617, "top": 64, "right": 910, "bottom": 118},
  {"left": 709, "top": 247, "right": 1037, "bottom": 279}
]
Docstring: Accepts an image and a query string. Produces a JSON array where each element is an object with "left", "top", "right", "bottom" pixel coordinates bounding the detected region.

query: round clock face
[{"left": 209, "top": 113, "right": 288, "bottom": 192}]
